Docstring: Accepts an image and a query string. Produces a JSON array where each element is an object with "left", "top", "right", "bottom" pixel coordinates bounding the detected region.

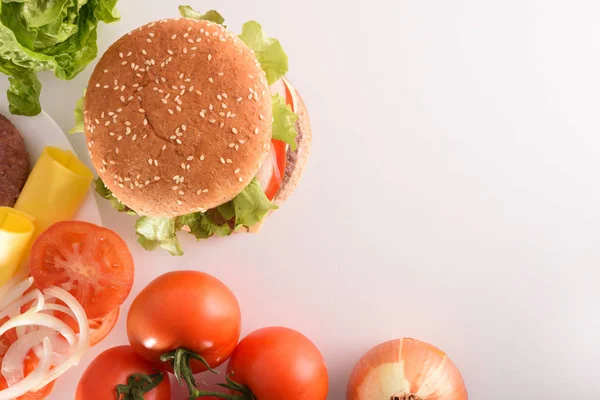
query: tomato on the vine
[
  {"left": 127, "top": 271, "right": 241, "bottom": 374},
  {"left": 76, "top": 345, "right": 170, "bottom": 400},
  {"left": 225, "top": 327, "right": 329, "bottom": 400}
]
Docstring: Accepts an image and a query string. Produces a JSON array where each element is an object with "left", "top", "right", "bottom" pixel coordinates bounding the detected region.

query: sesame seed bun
[{"left": 85, "top": 18, "right": 273, "bottom": 217}]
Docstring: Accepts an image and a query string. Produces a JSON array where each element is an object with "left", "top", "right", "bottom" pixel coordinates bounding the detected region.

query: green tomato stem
[{"left": 115, "top": 372, "right": 165, "bottom": 400}]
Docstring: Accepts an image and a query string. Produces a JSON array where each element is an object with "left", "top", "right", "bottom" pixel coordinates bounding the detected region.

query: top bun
[{"left": 85, "top": 18, "right": 273, "bottom": 217}]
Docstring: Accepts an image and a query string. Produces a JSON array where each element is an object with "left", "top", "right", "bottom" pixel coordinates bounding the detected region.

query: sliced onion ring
[
  {"left": 0, "top": 337, "right": 51, "bottom": 400},
  {"left": 2, "top": 328, "right": 54, "bottom": 385},
  {"left": 29, "top": 286, "right": 89, "bottom": 391}
]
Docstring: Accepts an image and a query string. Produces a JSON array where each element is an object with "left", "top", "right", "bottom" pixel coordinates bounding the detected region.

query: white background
[{"left": 32, "top": 0, "right": 600, "bottom": 398}]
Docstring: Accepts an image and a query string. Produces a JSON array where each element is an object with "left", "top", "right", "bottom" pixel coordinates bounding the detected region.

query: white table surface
[{"left": 32, "top": 0, "right": 600, "bottom": 398}]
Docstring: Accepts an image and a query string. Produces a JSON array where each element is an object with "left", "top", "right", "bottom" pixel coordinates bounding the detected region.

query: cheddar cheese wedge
[
  {"left": 0, "top": 208, "right": 35, "bottom": 286},
  {"left": 14, "top": 147, "right": 94, "bottom": 239}
]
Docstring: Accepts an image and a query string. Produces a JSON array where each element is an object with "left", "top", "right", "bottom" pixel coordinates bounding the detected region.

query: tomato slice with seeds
[{"left": 30, "top": 221, "right": 134, "bottom": 319}]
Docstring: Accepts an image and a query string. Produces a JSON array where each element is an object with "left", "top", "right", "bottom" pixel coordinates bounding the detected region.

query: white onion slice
[
  {"left": 0, "top": 277, "right": 33, "bottom": 311},
  {"left": 29, "top": 286, "right": 89, "bottom": 391},
  {"left": 0, "top": 289, "right": 44, "bottom": 322},
  {"left": 2, "top": 328, "right": 53, "bottom": 385},
  {"left": 0, "top": 338, "right": 51, "bottom": 400},
  {"left": 0, "top": 311, "right": 76, "bottom": 346},
  {"left": 256, "top": 145, "right": 277, "bottom": 192}
]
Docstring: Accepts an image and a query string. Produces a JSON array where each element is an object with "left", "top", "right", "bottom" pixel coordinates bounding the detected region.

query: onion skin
[{"left": 347, "top": 338, "right": 468, "bottom": 400}]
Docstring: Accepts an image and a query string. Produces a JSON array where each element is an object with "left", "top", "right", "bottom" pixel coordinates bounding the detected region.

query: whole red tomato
[
  {"left": 127, "top": 271, "right": 241, "bottom": 373},
  {"left": 76, "top": 345, "right": 170, "bottom": 400},
  {"left": 225, "top": 327, "right": 329, "bottom": 400}
]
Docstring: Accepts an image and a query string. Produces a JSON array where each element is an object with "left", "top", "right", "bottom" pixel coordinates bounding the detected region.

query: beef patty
[{"left": 0, "top": 114, "right": 29, "bottom": 207}]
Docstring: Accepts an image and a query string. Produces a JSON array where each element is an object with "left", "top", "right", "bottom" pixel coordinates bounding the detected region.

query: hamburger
[{"left": 78, "top": 7, "right": 311, "bottom": 255}]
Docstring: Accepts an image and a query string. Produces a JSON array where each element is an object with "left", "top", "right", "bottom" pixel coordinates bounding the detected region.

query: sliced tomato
[
  {"left": 89, "top": 308, "right": 120, "bottom": 346},
  {"left": 29, "top": 221, "right": 134, "bottom": 319},
  {"left": 263, "top": 139, "right": 288, "bottom": 200}
]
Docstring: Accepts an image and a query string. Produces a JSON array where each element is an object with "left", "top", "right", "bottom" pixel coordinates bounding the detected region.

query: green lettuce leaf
[
  {"left": 94, "top": 178, "right": 136, "bottom": 215},
  {"left": 96, "top": 176, "right": 275, "bottom": 255},
  {"left": 231, "top": 179, "right": 278, "bottom": 227},
  {"left": 177, "top": 211, "right": 232, "bottom": 239},
  {"left": 136, "top": 217, "right": 183, "bottom": 256},
  {"left": 271, "top": 94, "right": 298, "bottom": 150},
  {"left": 178, "top": 5, "right": 224, "bottom": 25},
  {"left": 0, "top": 0, "right": 120, "bottom": 116},
  {"left": 5, "top": 66, "right": 42, "bottom": 116},
  {"left": 70, "top": 88, "right": 85, "bottom": 134},
  {"left": 239, "top": 21, "right": 288, "bottom": 85}
]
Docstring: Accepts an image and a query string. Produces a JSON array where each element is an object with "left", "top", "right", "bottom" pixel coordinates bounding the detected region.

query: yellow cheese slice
[
  {"left": 14, "top": 146, "right": 94, "bottom": 239},
  {"left": 0, "top": 208, "right": 35, "bottom": 286}
]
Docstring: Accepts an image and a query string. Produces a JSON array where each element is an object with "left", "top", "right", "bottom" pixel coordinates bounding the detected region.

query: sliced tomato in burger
[{"left": 257, "top": 78, "right": 297, "bottom": 200}]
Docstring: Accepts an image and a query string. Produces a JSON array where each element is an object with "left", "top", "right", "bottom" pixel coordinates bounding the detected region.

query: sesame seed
[
  {"left": 220, "top": 157, "right": 225, "bottom": 164},
  {"left": 117, "top": 136, "right": 123, "bottom": 141},
  {"left": 232, "top": 128, "right": 238, "bottom": 134},
  {"left": 181, "top": 163, "right": 186, "bottom": 169},
  {"left": 148, "top": 158, "right": 153, "bottom": 165},
  {"left": 184, "top": 32, "right": 189, "bottom": 38},
  {"left": 142, "top": 50, "right": 147, "bottom": 55},
  {"left": 239, "top": 139, "right": 245, "bottom": 144},
  {"left": 154, "top": 176, "right": 160, "bottom": 181},
  {"left": 109, "top": 132, "right": 115, "bottom": 136},
  {"left": 121, "top": 61, "right": 128, "bottom": 66},
  {"left": 125, "top": 121, "right": 131, "bottom": 126},
  {"left": 217, "top": 94, "right": 222, "bottom": 101},
  {"left": 105, "top": 121, "right": 111, "bottom": 126},
  {"left": 209, "top": 104, "right": 214, "bottom": 111},
  {"left": 132, "top": 134, "right": 137, "bottom": 141},
  {"left": 235, "top": 145, "right": 239, "bottom": 150},
  {"left": 176, "top": 139, "right": 182, "bottom": 144},
  {"left": 234, "top": 168, "right": 240, "bottom": 174},
  {"left": 118, "top": 183, "right": 124, "bottom": 188},
  {"left": 168, "top": 109, "right": 174, "bottom": 115},
  {"left": 254, "top": 128, "right": 259, "bottom": 134},
  {"left": 115, "top": 148, "right": 120, "bottom": 154},
  {"left": 161, "top": 77, "right": 167, "bottom": 83},
  {"left": 96, "top": 83, "right": 100, "bottom": 88},
  {"left": 226, "top": 111, "right": 231, "bottom": 118},
  {"left": 226, "top": 159, "right": 232, "bottom": 164},
  {"left": 177, "top": 200, "right": 183, "bottom": 205},
  {"left": 208, "top": 54, "right": 212, "bottom": 61},
  {"left": 171, "top": 34, "right": 177, "bottom": 40},
  {"left": 170, "top": 135, "right": 176, "bottom": 140},
  {"left": 238, "top": 177, "right": 243, "bottom": 182},
  {"left": 196, "top": 90, "right": 202, "bottom": 96},
  {"left": 209, "top": 119, "right": 216, "bottom": 124},
  {"left": 222, "top": 103, "right": 227, "bottom": 109},
  {"left": 145, "top": 180, "right": 150, "bottom": 185},
  {"left": 162, "top": 99, "right": 168, "bottom": 104},
  {"left": 162, "top": 145, "right": 167, "bottom": 151},
  {"left": 218, "top": 72, "right": 224, "bottom": 77},
  {"left": 139, "top": 109, "right": 145, "bottom": 113},
  {"left": 103, "top": 85, "right": 109, "bottom": 89},
  {"left": 203, "top": 188, "right": 209, "bottom": 193},
  {"left": 128, "top": 96, "right": 134, "bottom": 101},
  {"left": 172, "top": 186, "right": 179, "bottom": 190},
  {"left": 182, "top": 125, "right": 187, "bottom": 131},
  {"left": 200, "top": 155, "right": 205, "bottom": 161},
  {"left": 197, "top": 190, "right": 203, "bottom": 195},
  {"left": 167, "top": 49, "right": 174, "bottom": 55},
  {"left": 143, "top": 119, "right": 148, "bottom": 126},
  {"left": 104, "top": 69, "right": 108, "bottom": 73},
  {"left": 147, "top": 38, "right": 152, "bottom": 43},
  {"left": 176, "top": 106, "right": 182, "bottom": 112},
  {"left": 154, "top": 160, "right": 158, "bottom": 166},
  {"left": 260, "top": 114, "right": 264, "bottom": 120},
  {"left": 148, "top": 32, "right": 155, "bottom": 37},
  {"left": 208, "top": 77, "right": 214, "bottom": 83},
  {"left": 127, "top": 51, "right": 133, "bottom": 57},
  {"left": 219, "top": 123, "right": 225, "bottom": 128},
  {"left": 248, "top": 94, "right": 253, "bottom": 100},
  {"left": 183, "top": 48, "right": 188, "bottom": 54},
  {"left": 219, "top": 112, "right": 226, "bottom": 117},
  {"left": 179, "top": 190, "right": 185, "bottom": 195},
  {"left": 200, "top": 111, "right": 206, "bottom": 118},
  {"left": 229, "top": 143, "right": 235, "bottom": 148}
]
